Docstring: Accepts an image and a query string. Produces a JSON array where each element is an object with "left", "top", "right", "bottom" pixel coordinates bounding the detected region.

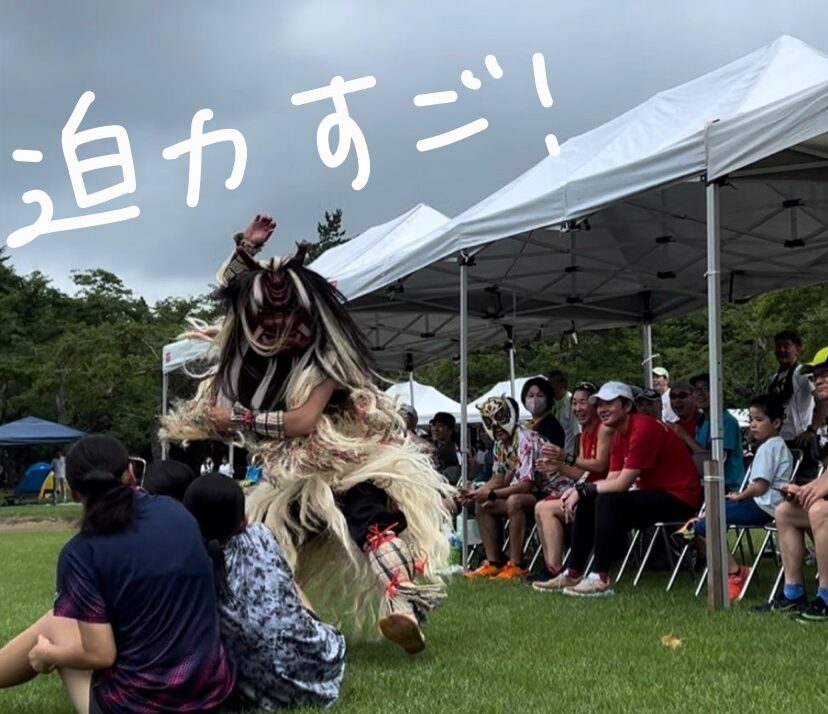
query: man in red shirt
[
  {"left": 538, "top": 382, "right": 702, "bottom": 597},
  {"left": 666, "top": 379, "right": 703, "bottom": 442}
]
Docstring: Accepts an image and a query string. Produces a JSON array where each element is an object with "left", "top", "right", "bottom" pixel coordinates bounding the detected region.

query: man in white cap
[
  {"left": 652, "top": 367, "right": 678, "bottom": 422},
  {"left": 539, "top": 381, "right": 701, "bottom": 597}
]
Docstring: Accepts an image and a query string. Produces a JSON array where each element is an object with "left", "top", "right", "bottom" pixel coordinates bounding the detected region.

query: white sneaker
[
  {"left": 532, "top": 571, "right": 580, "bottom": 592},
  {"left": 563, "top": 573, "right": 614, "bottom": 597}
]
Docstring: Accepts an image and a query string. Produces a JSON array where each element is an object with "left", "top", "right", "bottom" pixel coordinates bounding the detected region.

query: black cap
[
  {"left": 635, "top": 388, "right": 661, "bottom": 402},
  {"left": 430, "top": 412, "right": 456, "bottom": 429}
]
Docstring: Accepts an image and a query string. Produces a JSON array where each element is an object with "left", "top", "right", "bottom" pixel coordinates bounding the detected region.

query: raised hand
[{"left": 243, "top": 214, "right": 277, "bottom": 247}]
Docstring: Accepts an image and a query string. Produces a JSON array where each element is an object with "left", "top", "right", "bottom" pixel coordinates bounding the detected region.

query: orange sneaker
[
  {"left": 493, "top": 561, "right": 529, "bottom": 580},
  {"left": 727, "top": 565, "right": 750, "bottom": 601},
  {"left": 465, "top": 560, "right": 503, "bottom": 579}
]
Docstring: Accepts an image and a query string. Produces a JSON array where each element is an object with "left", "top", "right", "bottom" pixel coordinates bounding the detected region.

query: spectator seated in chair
[
  {"left": 756, "top": 346, "right": 828, "bottom": 620},
  {"left": 463, "top": 396, "right": 573, "bottom": 580},
  {"left": 429, "top": 412, "right": 461, "bottom": 485},
  {"left": 634, "top": 388, "right": 663, "bottom": 421},
  {"left": 540, "top": 382, "right": 702, "bottom": 597},
  {"left": 681, "top": 394, "right": 792, "bottom": 601},
  {"left": 677, "top": 373, "right": 746, "bottom": 490},
  {"left": 665, "top": 379, "right": 703, "bottom": 445},
  {"left": 548, "top": 369, "right": 580, "bottom": 455},
  {"left": 532, "top": 382, "right": 613, "bottom": 589},
  {"left": 521, "top": 377, "right": 566, "bottom": 448}
]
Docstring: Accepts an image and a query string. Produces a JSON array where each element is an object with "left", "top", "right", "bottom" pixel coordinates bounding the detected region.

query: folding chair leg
[
  {"left": 666, "top": 543, "right": 690, "bottom": 592},
  {"left": 768, "top": 565, "right": 784, "bottom": 604},
  {"left": 745, "top": 529, "right": 756, "bottom": 564},
  {"left": 695, "top": 565, "right": 708, "bottom": 597},
  {"left": 523, "top": 525, "right": 538, "bottom": 556},
  {"left": 616, "top": 530, "right": 640, "bottom": 583},
  {"left": 738, "top": 530, "right": 772, "bottom": 602},
  {"left": 634, "top": 527, "right": 661, "bottom": 586},
  {"left": 529, "top": 543, "right": 544, "bottom": 572},
  {"left": 661, "top": 528, "right": 677, "bottom": 571}
]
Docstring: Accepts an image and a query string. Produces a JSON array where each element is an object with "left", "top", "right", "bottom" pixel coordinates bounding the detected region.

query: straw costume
[{"left": 162, "top": 215, "right": 452, "bottom": 653}]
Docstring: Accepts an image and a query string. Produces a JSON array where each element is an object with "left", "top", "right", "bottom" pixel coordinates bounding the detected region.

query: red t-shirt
[
  {"left": 579, "top": 422, "right": 608, "bottom": 483},
  {"left": 609, "top": 414, "right": 701, "bottom": 508},
  {"left": 677, "top": 413, "right": 701, "bottom": 440}
]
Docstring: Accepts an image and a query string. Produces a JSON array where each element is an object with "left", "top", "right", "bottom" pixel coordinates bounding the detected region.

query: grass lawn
[
  {"left": 0, "top": 503, "right": 82, "bottom": 523},
  {"left": 2, "top": 528, "right": 828, "bottom": 713}
]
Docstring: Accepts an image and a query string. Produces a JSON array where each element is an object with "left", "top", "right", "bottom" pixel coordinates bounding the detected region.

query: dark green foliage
[
  {"left": 306, "top": 208, "right": 346, "bottom": 261},
  {"left": 415, "top": 283, "right": 828, "bottom": 405}
]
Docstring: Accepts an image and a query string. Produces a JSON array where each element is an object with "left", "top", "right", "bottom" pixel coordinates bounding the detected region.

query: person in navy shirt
[{"left": 0, "top": 435, "right": 234, "bottom": 714}]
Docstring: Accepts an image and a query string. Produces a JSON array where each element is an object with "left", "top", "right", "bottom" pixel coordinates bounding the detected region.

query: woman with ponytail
[
  {"left": 183, "top": 474, "right": 346, "bottom": 711},
  {"left": 0, "top": 435, "right": 234, "bottom": 714}
]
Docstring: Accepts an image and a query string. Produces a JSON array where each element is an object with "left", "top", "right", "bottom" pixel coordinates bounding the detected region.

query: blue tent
[
  {"left": 0, "top": 417, "right": 86, "bottom": 446},
  {"left": 15, "top": 462, "right": 53, "bottom": 497}
]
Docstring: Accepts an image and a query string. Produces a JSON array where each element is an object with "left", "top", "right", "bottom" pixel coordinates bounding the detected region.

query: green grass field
[
  {"left": 2, "top": 526, "right": 828, "bottom": 713},
  {"left": 0, "top": 503, "right": 82, "bottom": 522}
]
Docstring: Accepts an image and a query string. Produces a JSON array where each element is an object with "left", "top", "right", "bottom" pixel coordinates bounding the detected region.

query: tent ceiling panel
[{"left": 339, "top": 38, "right": 828, "bottom": 370}]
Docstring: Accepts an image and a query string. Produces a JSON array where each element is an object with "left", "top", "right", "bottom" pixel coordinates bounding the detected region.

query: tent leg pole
[
  {"left": 705, "top": 179, "right": 728, "bottom": 610},
  {"left": 459, "top": 255, "right": 470, "bottom": 572},
  {"left": 161, "top": 372, "right": 169, "bottom": 460},
  {"left": 508, "top": 346, "right": 516, "bottom": 400},
  {"left": 409, "top": 370, "right": 415, "bottom": 409},
  {"left": 642, "top": 322, "right": 653, "bottom": 388}
]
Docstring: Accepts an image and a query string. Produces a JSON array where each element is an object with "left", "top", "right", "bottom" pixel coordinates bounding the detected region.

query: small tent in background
[
  {"left": 384, "top": 380, "right": 481, "bottom": 426},
  {"left": 6, "top": 462, "right": 53, "bottom": 503}
]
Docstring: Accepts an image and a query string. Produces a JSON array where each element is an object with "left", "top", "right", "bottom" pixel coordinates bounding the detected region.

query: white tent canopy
[
  {"left": 310, "top": 203, "right": 450, "bottom": 299},
  {"left": 312, "top": 203, "right": 535, "bottom": 370},
  {"left": 162, "top": 338, "right": 212, "bottom": 375},
  {"left": 347, "top": 36, "right": 828, "bottom": 341},
  {"left": 384, "top": 379, "right": 481, "bottom": 425},
  {"left": 470, "top": 376, "right": 541, "bottom": 421}
]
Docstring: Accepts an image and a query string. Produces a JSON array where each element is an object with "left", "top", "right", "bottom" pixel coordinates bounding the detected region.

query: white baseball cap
[
  {"left": 652, "top": 367, "right": 670, "bottom": 378},
  {"left": 590, "top": 381, "right": 634, "bottom": 404}
]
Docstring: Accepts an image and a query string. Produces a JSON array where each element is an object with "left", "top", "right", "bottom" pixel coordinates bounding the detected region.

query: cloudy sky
[{"left": 2, "top": 0, "right": 828, "bottom": 302}]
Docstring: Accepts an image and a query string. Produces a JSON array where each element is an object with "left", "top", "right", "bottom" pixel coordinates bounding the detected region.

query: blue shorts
[{"left": 694, "top": 498, "right": 772, "bottom": 538}]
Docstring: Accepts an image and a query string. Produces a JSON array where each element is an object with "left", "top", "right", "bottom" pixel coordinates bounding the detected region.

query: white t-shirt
[
  {"left": 219, "top": 463, "right": 233, "bottom": 477},
  {"left": 751, "top": 436, "right": 793, "bottom": 516},
  {"left": 769, "top": 364, "right": 815, "bottom": 441},
  {"left": 661, "top": 390, "right": 678, "bottom": 422},
  {"left": 51, "top": 456, "right": 66, "bottom": 480}
]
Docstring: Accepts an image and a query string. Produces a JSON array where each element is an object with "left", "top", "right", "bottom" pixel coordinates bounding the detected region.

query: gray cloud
[{"left": 2, "top": 0, "right": 828, "bottom": 301}]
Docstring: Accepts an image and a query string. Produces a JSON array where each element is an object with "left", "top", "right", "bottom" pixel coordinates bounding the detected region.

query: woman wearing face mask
[{"left": 521, "top": 377, "right": 566, "bottom": 448}]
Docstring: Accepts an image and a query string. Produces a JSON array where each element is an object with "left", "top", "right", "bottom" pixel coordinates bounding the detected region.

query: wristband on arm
[{"left": 575, "top": 481, "right": 598, "bottom": 499}]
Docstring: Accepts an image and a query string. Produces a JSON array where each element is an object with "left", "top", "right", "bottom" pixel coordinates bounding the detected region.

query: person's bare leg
[
  {"left": 0, "top": 611, "right": 51, "bottom": 687},
  {"left": 535, "top": 500, "right": 566, "bottom": 571},
  {"left": 476, "top": 502, "right": 507, "bottom": 563},
  {"left": 808, "top": 500, "right": 828, "bottom": 591},
  {"left": 0, "top": 610, "right": 90, "bottom": 713},
  {"left": 506, "top": 495, "right": 536, "bottom": 565},
  {"left": 695, "top": 536, "right": 740, "bottom": 575},
  {"left": 776, "top": 501, "right": 810, "bottom": 586}
]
